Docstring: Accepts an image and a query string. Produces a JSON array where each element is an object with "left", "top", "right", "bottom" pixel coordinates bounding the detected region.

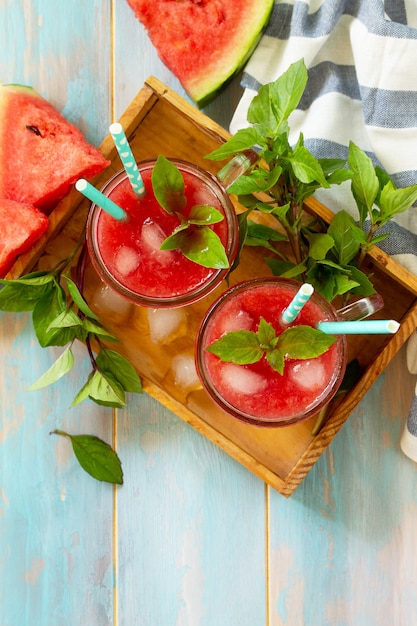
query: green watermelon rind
[{"left": 186, "top": 0, "right": 275, "bottom": 107}]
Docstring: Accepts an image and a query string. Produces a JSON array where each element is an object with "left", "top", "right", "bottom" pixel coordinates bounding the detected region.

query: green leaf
[
  {"left": 289, "top": 145, "right": 330, "bottom": 187},
  {"left": 206, "top": 330, "right": 263, "bottom": 364},
  {"left": 70, "top": 376, "right": 92, "bottom": 407},
  {"left": 51, "top": 430, "right": 123, "bottom": 484},
  {"left": 378, "top": 182, "right": 417, "bottom": 221},
  {"left": 151, "top": 155, "right": 186, "bottom": 214},
  {"left": 341, "top": 264, "right": 376, "bottom": 296},
  {"left": 82, "top": 318, "right": 118, "bottom": 341},
  {"left": 47, "top": 308, "right": 83, "bottom": 330},
  {"left": 28, "top": 346, "right": 74, "bottom": 390},
  {"left": 32, "top": 283, "right": 77, "bottom": 347},
  {"left": 187, "top": 204, "right": 224, "bottom": 225},
  {"left": 88, "top": 370, "right": 126, "bottom": 408},
  {"left": 246, "top": 221, "right": 287, "bottom": 243},
  {"left": 265, "top": 257, "right": 306, "bottom": 279},
  {"left": 257, "top": 316, "right": 277, "bottom": 347},
  {"left": 162, "top": 226, "right": 229, "bottom": 269},
  {"left": 247, "top": 59, "right": 308, "bottom": 136},
  {"left": 266, "top": 348, "right": 285, "bottom": 374},
  {"left": 71, "top": 370, "right": 126, "bottom": 408},
  {"left": 277, "top": 325, "right": 337, "bottom": 359},
  {"left": 348, "top": 141, "right": 379, "bottom": 225},
  {"left": 226, "top": 165, "right": 282, "bottom": 195},
  {"left": 205, "top": 128, "right": 260, "bottom": 161},
  {"left": 0, "top": 273, "right": 54, "bottom": 311},
  {"left": 308, "top": 233, "right": 334, "bottom": 261},
  {"left": 0, "top": 271, "right": 55, "bottom": 287},
  {"left": 65, "top": 276, "right": 100, "bottom": 320},
  {"left": 327, "top": 210, "right": 363, "bottom": 265},
  {"left": 95, "top": 348, "right": 142, "bottom": 393}
]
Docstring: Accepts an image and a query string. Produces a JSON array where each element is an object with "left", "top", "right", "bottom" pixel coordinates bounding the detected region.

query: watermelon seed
[{"left": 26, "top": 124, "right": 42, "bottom": 137}]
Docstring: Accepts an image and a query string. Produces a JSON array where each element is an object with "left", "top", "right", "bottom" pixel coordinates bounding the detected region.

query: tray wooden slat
[{"left": 8, "top": 77, "right": 417, "bottom": 496}]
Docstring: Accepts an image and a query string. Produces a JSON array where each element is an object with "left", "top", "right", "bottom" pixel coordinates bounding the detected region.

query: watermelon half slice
[
  {"left": 126, "top": 0, "right": 274, "bottom": 107},
  {"left": 0, "top": 199, "right": 49, "bottom": 277},
  {"left": 0, "top": 84, "right": 110, "bottom": 212}
]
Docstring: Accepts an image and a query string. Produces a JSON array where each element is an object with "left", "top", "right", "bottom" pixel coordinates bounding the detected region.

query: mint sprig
[
  {"left": 151, "top": 155, "right": 229, "bottom": 269},
  {"left": 206, "top": 317, "right": 337, "bottom": 375},
  {"left": 206, "top": 58, "right": 417, "bottom": 302},
  {"left": 0, "top": 267, "right": 142, "bottom": 408},
  {"left": 0, "top": 242, "right": 142, "bottom": 484}
]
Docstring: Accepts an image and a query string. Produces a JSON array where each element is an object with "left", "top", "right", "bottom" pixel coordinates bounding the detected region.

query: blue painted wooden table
[{"left": 1, "top": 2, "right": 417, "bottom": 625}]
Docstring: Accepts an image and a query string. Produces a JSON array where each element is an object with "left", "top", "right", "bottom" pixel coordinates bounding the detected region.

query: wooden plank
[
  {"left": 115, "top": 393, "right": 267, "bottom": 626},
  {"left": 112, "top": 13, "right": 267, "bottom": 623},
  {"left": 0, "top": 2, "right": 114, "bottom": 625},
  {"left": 268, "top": 346, "right": 417, "bottom": 625}
]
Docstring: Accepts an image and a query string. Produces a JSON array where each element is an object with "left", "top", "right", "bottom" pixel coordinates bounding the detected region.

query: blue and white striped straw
[
  {"left": 317, "top": 319, "right": 400, "bottom": 334},
  {"left": 109, "top": 122, "right": 146, "bottom": 197},
  {"left": 75, "top": 178, "right": 128, "bottom": 221},
  {"left": 281, "top": 283, "right": 314, "bottom": 325}
]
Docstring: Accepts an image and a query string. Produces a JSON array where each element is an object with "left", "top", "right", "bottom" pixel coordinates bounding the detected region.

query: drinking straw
[
  {"left": 75, "top": 179, "right": 128, "bottom": 221},
  {"left": 281, "top": 283, "right": 314, "bottom": 325},
  {"left": 109, "top": 122, "right": 146, "bottom": 197},
  {"left": 317, "top": 319, "right": 400, "bottom": 334},
  {"left": 336, "top": 293, "right": 384, "bottom": 321}
]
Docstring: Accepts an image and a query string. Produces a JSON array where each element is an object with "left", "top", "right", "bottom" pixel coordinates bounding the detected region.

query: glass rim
[
  {"left": 86, "top": 159, "right": 239, "bottom": 308},
  {"left": 195, "top": 276, "right": 348, "bottom": 427}
]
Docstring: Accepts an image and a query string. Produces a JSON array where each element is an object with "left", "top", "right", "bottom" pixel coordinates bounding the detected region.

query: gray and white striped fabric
[{"left": 229, "top": 0, "right": 417, "bottom": 458}]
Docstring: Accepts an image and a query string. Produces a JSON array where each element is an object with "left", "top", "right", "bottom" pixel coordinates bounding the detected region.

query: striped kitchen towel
[{"left": 229, "top": 0, "right": 417, "bottom": 459}]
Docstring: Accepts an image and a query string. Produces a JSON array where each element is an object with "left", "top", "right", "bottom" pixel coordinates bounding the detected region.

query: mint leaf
[
  {"left": 257, "top": 317, "right": 277, "bottom": 347},
  {"left": 87, "top": 370, "right": 126, "bottom": 407},
  {"left": 65, "top": 276, "right": 100, "bottom": 320},
  {"left": 378, "top": 181, "right": 417, "bottom": 221},
  {"left": 162, "top": 226, "right": 229, "bottom": 269},
  {"left": 32, "top": 283, "right": 77, "bottom": 347},
  {"left": 151, "top": 155, "right": 186, "bottom": 214},
  {"left": 51, "top": 430, "right": 123, "bottom": 484},
  {"left": 205, "top": 128, "right": 260, "bottom": 161},
  {"left": 71, "top": 370, "right": 126, "bottom": 408},
  {"left": 308, "top": 233, "right": 334, "bottom": 261},
  {"left": 95, "top": 348, "right": 142, "bottom": 394},
  {"left": 47, "top": 308, "right": 83, "bottom": 330},
  {"left": 206, "top": 330, "right": 263, "bottom": 364},
  {"left": 188, "top": 204, "right": 224, "bottom": 225},
  {"left": 248, "top": 58, "right": 307, "bottom": 135},
  {"left": 277, "top": 325, "right": 337, "bottom": 359},
  {"left": 28, "top": 346, "right": 74, "bottom": 390},
  {"left": 266, "top": 348, "right": 285, "bottom": 374},
  {"left": 327, "top": 210, "right": 362, "bottom": 265},
  {"left": 81, "top": 318, "right": 118, "bottom": 341},
  {"left": 0, "top": 273, "right": 53, "bottom": 311},
  {"left": 289, "top": 145, "right": 330, "bottom": 188},
  {"left": 226, "top": 166, "right": 282, "bottom": 195},
  {"left": 348, "top": 141, "right": 379, "bottom": 225}
]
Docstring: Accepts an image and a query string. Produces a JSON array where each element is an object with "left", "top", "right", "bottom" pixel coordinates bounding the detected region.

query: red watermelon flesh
[
  {"left": 0, "top": 84, "right": 110, "bottom": 213},
  {"left": 126, "top": 0, "right": 274, "bottom": 107},
  {"left": 0, "top": 199, "right": 49, "bottom": 277}
]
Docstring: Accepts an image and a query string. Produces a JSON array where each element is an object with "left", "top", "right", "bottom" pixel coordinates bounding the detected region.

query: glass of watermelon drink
[
  {"left": 86, "top": 159, "right": 239, "bottom": 308},
  {"left": 195, "top": 277, "right": 348, "bottom": 427}
]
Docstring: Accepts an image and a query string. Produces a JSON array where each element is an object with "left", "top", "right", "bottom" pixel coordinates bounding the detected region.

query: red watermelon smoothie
[
  {"left": 195, "top": 278, "right": 347, "bottom": 427},
  {"left": 86, "top": 159, "right": 239, "bottom": 308}
]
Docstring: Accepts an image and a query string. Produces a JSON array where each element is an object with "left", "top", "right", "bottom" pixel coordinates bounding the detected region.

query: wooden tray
[{"left": 8, "top": 77, "right": 417, "bottom": 497}]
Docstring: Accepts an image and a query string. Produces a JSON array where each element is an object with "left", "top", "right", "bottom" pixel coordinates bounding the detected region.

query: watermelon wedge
[
  {"left": 0, "top": 199, "right": 49, "bottom": 277},
  {"left": 0, "top": 84, "right": 110, "bottom": 212},
  {"left": 126, "top": 0, "right": 274, "bottom": 107}
]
